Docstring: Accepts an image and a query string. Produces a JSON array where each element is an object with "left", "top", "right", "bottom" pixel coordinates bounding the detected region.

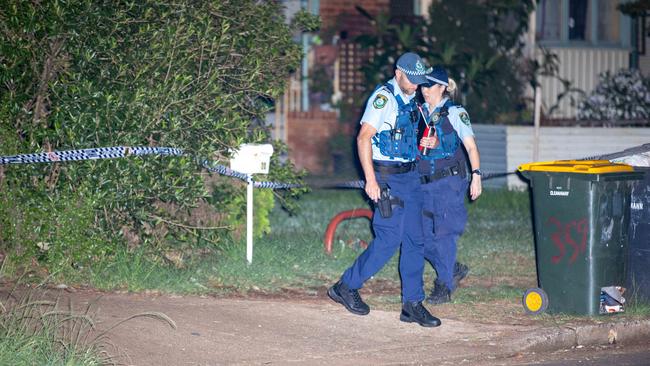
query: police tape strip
[
  {"left": 0, "top": 146, "right": 302, "bottom": 189},
  {"left": 200, "top": 161, "right": 304, "bottom": 189},
  {"left": 579, "top": 143, "right": 650, "bottom": 162},
  {"left": 0, "top": 146, "right": 185, "bottom": 165},
  {"left": 0, "top": 146, "right": 514, "bottom": 190}
]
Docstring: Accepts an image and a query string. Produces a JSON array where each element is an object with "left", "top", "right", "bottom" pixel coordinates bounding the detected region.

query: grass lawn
[
  {"left": 3, "top": 186, "right": 648, "bottom": 366},
  {"left": 55, "top": 187, "right": 650, "bottom": 324}
]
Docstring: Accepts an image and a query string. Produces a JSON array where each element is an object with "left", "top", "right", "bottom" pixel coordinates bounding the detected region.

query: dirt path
[{"left": 62, "top": 290, "right": 535, "bottom": 366}]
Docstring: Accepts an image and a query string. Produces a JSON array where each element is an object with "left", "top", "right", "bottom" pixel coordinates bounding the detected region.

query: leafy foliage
[
  {"left": 354, "top": 0, "right": 536, "bottom": 123},
  {"left": 0, "top": 1, "right": 308, "bottom": 270},
  {"left": 618, "top": 0, "right": 650, "bottom": 16},
  {"left": 0, "top": 187, "right": 114, "bottom": 270},
  {"left": 577, "top": 69, "right": 650, "bottom": 121}
]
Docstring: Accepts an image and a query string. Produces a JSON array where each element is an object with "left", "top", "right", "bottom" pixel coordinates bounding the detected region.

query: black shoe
[
  {"left": 328, "top": 281, "right": 370, "bottom": 315},
  {"left": 453, "top": 262, "right": 470, "bottom": 289},
  {"left": 400, "top": 301, "right": 441, "bottom": 327},
  {"left": 426, "top": 280, "right": 451, "bottom": 305}
]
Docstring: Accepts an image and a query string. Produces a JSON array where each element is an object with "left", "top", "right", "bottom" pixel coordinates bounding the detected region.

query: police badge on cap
[{"left": 396, "top": 52, "right": 429, "bottom": 85}]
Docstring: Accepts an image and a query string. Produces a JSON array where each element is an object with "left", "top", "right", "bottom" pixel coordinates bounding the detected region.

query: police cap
[
  {"left": 396, "top": 52, "right": 429, "bottom": 85},
  {"left": 423, "top": 66, "right": 449, "bottom": 88}
]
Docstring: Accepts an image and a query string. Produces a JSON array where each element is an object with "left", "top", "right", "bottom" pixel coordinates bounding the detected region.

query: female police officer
[
  {"left": 328, "top": 52, "right": 441, "bottom": 327},
  {"left": 417, "top": 66, "right": 482, "bottom": 305}
]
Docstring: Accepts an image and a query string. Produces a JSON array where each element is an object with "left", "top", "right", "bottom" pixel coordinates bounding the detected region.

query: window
[
  {"left": 537, "top": 0, "right": 626, "bottom": 46},
  {"left": 390, "top": 0, "right": 414, "bottom": 19},
  {"left": 537, "top": 0, "right": 562, "bottom": 41},
  {"left": 597, "top": 0, "right": 620, "bottom": 43},
  {"left": 638, "top": 14, "right": 647, "bottom": 55},
  {"left": 568, "top": 0, "right": 590, "bottom": 41}
]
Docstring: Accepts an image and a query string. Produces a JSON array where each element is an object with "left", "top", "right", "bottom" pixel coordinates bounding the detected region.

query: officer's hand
[
  {"left": 420, "top": 136, "right": 439, "bottom": 149},
  {"left": 470, "top": 175, "right": 482, "bottom": 200},
  {"left": 365, "top": 179, "right": 381, "bottom": 202}
]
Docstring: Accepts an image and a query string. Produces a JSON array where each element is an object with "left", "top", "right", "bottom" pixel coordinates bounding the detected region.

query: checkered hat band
[{"left": 397, "top": 65, "right": 427, "bottom": 76}]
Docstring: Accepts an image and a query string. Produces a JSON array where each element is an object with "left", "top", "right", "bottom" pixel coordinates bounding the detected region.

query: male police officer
[{"left": 328, "top": 52, "right": 441, "bottom": 327}]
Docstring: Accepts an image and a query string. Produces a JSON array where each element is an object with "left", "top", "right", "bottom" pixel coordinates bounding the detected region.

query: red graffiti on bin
[{"left": 547, "top": 217, "right": 588, "bottom": 264}]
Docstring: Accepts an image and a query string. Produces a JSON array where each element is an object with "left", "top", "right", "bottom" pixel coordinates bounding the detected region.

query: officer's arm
[
  {"left": 463, "top": 135, "right": 482, "bottom": 200},
  {"left": 357, "top": 123, "right": 381, "bottom": 202},
  {"left": 449, "top": 106, "right": 482, "bottom": 200}
]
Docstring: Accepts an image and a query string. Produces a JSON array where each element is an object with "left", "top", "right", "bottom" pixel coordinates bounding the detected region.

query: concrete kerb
[{"left": 504, "top": 318, "right": 650, "bottom": 354}]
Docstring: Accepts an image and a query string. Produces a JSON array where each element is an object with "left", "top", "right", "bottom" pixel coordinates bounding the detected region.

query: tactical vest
[
  {"left": 418, "top": 100, "right": 464, "bottom": 172},
  {"left": 372, "top": 83, "right": 420, "bottom": 161}
]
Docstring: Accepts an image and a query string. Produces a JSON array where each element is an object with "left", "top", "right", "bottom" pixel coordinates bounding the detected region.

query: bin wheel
[{"left": 522, "top": 288, "right": 549, "bottom": 315}]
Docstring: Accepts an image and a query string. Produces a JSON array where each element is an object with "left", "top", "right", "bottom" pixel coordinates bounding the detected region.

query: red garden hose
[{"left": 323, "top": 208, "right": 373, "bottom": 254}]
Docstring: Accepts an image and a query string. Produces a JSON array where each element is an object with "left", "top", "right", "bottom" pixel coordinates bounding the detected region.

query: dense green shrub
[
  {"left": 0, "top": 186, "right": 113, "bottom": 270},
  {"left": 0, "top": 1, "right": 313, "bottom": 271}
]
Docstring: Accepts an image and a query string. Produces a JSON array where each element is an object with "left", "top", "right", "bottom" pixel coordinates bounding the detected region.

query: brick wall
[
  {"left": 287, "top": 110, "right": 354, "bottom": 174},
  {"left": 320, "top": 0, "right": 390, "bottom": 36}
]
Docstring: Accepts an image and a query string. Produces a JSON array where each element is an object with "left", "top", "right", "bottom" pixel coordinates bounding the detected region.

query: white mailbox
[
  {"left": 229, "top": 143, "right": 274, "bottom": 264},
  {"left": 229, "top": 143, "right": 274, "bottom": 174}
]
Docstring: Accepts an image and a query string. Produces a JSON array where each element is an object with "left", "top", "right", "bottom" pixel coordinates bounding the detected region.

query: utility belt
[
  {"left": 420, "top": 162, "right": 466, "bottom": 184},
  {"left": 372, "top": 161, "right": 415, "bottom": 175}
]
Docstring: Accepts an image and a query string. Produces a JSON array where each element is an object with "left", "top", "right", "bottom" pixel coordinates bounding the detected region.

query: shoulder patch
[
  {"left": 373, "top": 94, "right": 388, "bottom": 109},
  {"left": 459, "top": 111, "right": 471, "bottom": 126}
]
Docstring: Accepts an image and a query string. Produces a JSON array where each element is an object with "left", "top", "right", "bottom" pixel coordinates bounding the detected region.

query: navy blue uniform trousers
[
  {"left": 421, "top": 174, "right": 468, "bottom": 291},
  {"left": 341, "top": 169, "right": 425, "bottom": 303}
]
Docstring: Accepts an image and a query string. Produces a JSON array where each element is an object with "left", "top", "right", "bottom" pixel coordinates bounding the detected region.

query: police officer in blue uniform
[
  {"left": 328, "top": 52, "right": 441, "bottom": 327},
  {"left": 417, "top": 66, "right": 483, "bottom": 304}
]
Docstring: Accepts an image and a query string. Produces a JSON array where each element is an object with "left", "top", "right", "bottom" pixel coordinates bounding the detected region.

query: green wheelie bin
[{"left": 518, "top": 160, "right": 643, "bottom": 316}]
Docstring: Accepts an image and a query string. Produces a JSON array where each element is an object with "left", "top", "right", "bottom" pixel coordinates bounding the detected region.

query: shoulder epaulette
[{"left": 381, "top": 82, "right": 395, "bottom": 96}]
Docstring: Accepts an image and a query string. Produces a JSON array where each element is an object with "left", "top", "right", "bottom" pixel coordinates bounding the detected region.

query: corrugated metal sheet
[
  {"left": 473, "top": 125, "right": 507, "bottom": 188},
  {"left": 539, "top": 47, "right": 629, "bottom": 119},
  {"left": 506, "top": 126, "right": 650, "bottom": 189}
]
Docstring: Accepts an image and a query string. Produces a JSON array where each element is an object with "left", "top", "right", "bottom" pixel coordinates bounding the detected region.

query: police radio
[{"left": 392, "top": 127, "right": 402, "bottom": 141}]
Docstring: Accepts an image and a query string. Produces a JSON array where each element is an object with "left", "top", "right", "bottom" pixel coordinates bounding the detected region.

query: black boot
[
  {"left": 426, "top": 280, "right": 451, "bottom": 305},
  {"left": 453, "top": 262, "right": 470, "bottom": 288},
  {"left": 328, "top": 281, "right": 370, "bottom": 315},
  {"left": 400, "top": 301, "right": 441, "bottom": 327}
]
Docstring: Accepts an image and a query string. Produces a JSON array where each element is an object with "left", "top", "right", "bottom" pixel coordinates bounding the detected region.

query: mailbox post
[{"left": 229, "top": 143, "right": 274, "bottom": 264}]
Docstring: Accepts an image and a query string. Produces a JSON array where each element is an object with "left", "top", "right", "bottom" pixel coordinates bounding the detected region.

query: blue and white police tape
[
  {"left": 0, "top": 146, "right": 184, "bottom": 165},
  {"left": 200, "top": 160, "right": 303, "bottom": 189},
  {"left": 0, "top": 145, "right": 514, "bottom": 190},
  {"left": 0, "top": 146, "right": 303, "bottom": 189}
]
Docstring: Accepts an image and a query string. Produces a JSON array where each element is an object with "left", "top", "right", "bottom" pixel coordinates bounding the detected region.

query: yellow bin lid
[{"left": 518, "top": 160, "right": 635, "bottom": 174}]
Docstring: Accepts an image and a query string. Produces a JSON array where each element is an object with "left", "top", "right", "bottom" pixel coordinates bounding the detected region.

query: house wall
[
  {"left": 319, "top": 0, "right": 389, "bottom": 35},
  {"left": 286, "top": 110, "right": 341, "bottom": 174},
  {"left": 539, "top": 47, "right": 630, "bottom": 119}
]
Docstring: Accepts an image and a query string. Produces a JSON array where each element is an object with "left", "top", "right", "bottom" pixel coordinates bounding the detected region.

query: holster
[
  {"left": 375, "top": 185, "right": 404, "bottom": 218},
  {"left": 376, "top": 186, "right": 392, "bottom": 218}
]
